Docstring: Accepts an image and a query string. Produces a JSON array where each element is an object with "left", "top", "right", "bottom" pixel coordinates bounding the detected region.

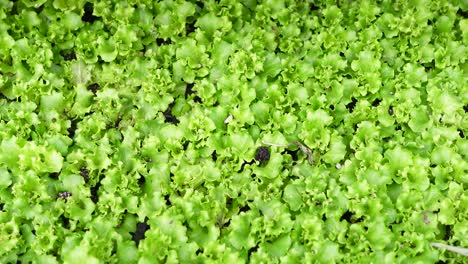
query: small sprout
[
  {"left": 57, "top": 191, "right": 72, "bottom": 200},
  {"left": 255, "top": 146, "right": 270, "bottom": 164},
  {"left": 224, "top": 114, "right": 233, "bottom": 124}
]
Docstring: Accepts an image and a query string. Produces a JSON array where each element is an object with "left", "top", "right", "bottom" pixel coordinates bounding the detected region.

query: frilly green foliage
[{"left": 0, "top": 0, "right": 467, "bottom": 263}]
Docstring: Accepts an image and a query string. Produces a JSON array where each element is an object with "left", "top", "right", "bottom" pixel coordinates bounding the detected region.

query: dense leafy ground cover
[{"left": 0, "top": 0, "right": 467, "bottom": 263}]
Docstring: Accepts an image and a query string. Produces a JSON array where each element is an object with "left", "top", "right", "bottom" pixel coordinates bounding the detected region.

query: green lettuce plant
[{"left": 0, "top": 0, "right": 466, "bottom": 263}]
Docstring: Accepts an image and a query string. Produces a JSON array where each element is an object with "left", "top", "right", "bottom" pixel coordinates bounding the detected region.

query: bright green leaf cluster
[{"left": 0, "top": 0, "right": 466, "bottom": 263}]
